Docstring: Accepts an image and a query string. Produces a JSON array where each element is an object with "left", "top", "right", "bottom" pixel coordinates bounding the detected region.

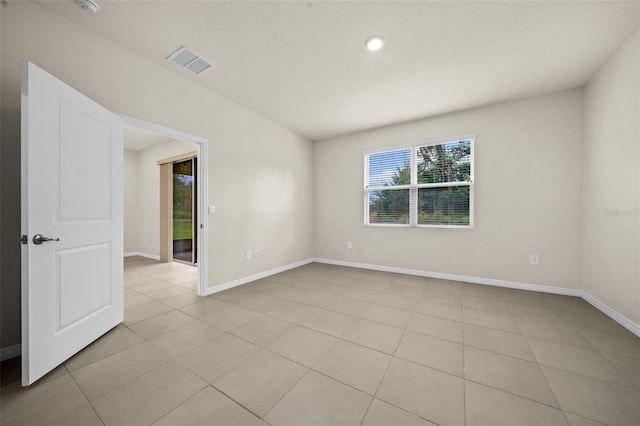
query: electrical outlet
[
  {"left": 246, "top": 249, "right": 252, "bottom": 260},
  {"left": 530, "top": 254, "right": 540, "bottom": 265},
  {"left": 254, "top": 248, "right": 259, "bottom": 257},
  {"left": 347, "top": 241, "right": 352, "bottom": 249}
]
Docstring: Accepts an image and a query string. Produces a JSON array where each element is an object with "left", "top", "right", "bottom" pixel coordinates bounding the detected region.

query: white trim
[
  {"left": 196, "top": 254, "right": 640, "bottom": 337},
  {"left": 1, "top": 344, "right": 22, "bottom": 361},
  {"left": 123, "top": 252, "right": 160, "bottom": 260},
  {"left": 581, "top": 292, "right": 640, "bottom": 337},
  {"left": 364, "top": 136, "right": 474, "bottom": 229},
  {"left": 365, "top": 223, "right": 474, "bottom": 230},
  {"left": 468, "top": 138, "right": 475, "bottom": 229},
  {"left": 363, "top": 133, "right": 477, "bottom": 155},
  {"left": 116, "top": 113, "right": 208, "bottom": 145},
  {"left": 363, "top": 155, "right": 369, "bottom": 226},
  {"left": 314, "top": 258, "right": 580, "bottom": 295},
  {"left": 205, "top": 258, "right": 314, "bottom": 296},
  {"left": 118, "top": 113, "right": 209, "bottom": 297},
  {"left": 313, "top": 258, "right": 640, "bottom": 337}
]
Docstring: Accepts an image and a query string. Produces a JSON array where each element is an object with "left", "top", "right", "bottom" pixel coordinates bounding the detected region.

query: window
[{"left": 364, "top": 135, "right": 474, "bottom": 228}]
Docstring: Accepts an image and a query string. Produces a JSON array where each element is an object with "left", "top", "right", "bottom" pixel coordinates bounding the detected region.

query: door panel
[
  {"left": 58, "top": 102, "right": 113, "bottom": 221},
  {"left": 21, "top": 61, "right": 123, "bottom": 385},
  {"left": 56, "top": 243, "right": 112, "bottom": 330}
]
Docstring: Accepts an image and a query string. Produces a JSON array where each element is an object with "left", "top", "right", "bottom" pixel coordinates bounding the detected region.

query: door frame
[{"left": 117, "top": 113, "right": 209, "bottom": 297}]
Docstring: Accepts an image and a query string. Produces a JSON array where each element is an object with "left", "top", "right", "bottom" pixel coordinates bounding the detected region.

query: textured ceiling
[{"left": 31, "top": 1, "right": 640, "bottom": 140}]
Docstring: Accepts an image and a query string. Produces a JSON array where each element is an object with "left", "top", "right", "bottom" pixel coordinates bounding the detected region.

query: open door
[{"left": 21, "top": 62, "right": 124, "bottom": 385}]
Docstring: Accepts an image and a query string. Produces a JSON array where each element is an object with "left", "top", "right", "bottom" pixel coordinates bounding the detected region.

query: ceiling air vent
[{"left": 166, "top": 46, "right": 214, "bottom": 76}]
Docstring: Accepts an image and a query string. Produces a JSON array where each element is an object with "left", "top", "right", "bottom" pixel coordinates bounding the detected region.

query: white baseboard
[
  {"left": 124, "top": 252, "right": 160, "bottom": 261},
  {"left": 313, "top": 258, "right": 639, "bottom": 337},
  {"left": 581, "top": 291, "right": 640, "bottom": 337},
  {"left": 3, "top": 258, "right": 637, "bottom": 364},
  {"left": 314, "top": 258, "right": 581, "bottom": 296},
  {"left": 205, "top": 258, "right": 314, "bottom": 296},
  {"left": 0, "top": 344, "right": 21, "bottom": 361}
]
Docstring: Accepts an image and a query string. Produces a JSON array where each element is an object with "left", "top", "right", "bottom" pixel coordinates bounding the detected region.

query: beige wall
[
  {"left": 1, "top": 3, "right": 314, "bottom": 349},
  {"left": 123, "top": 150, "right": 139, "bottom": 254},
  {"left": 2, "top": 1, "right": 637, "bottom": 355},
  {"left": 315, "top": 90, "right": 584, "bottom": 290},
  {"left": 582, "top": 30, "right": 639, "bottom": 325}
]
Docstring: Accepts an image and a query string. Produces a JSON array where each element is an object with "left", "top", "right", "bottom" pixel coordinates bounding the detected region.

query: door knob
[{"left": 32, "top": 234, "right": 60, "bottom": 245}]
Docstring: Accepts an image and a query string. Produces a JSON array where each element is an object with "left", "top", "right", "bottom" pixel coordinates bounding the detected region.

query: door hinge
[{"left": 21, "top": 235, "right": 28, "bottom": 245}]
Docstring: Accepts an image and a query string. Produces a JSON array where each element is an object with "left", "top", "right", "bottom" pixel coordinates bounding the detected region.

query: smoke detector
[
  {"left": 77, "top": 0, "right": 100, "bottom": 14},
  {"left": 166, "top": 46, "right": 215, "bottom": 76}
]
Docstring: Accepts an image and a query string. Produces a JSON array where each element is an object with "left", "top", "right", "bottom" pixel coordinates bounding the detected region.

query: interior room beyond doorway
[{"left": 123, "top": 125, "right": 199, "bottom": 271}]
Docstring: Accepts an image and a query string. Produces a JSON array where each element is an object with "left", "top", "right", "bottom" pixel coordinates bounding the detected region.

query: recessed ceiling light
[
  {"left": 77, "top": 0, "right": 100, "bottom": 14},
  {"left": 365, "top": 36, "right": 385, "bottom": 52}
]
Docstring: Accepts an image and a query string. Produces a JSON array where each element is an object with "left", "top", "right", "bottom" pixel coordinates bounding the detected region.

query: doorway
[{"left": 119, "top": 114, "right": 209, "bottom": 296}]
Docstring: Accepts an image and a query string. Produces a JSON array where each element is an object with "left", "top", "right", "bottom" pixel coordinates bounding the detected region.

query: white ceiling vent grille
[{"left": 166, "top": 46, "right": 214, "bottom": 76}]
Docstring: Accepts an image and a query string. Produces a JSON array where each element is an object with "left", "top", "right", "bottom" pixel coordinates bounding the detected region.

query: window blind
[{"left": 364, "top": 135, "right": 474, "bottom": 228}]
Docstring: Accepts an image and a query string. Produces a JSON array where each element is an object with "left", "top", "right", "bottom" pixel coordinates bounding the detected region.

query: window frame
[{"left": 364, "top": 134, "right": 475, "bottom": 229}]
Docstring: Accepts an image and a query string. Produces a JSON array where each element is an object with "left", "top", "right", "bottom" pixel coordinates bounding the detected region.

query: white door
[{"left": 21, "top": 62, "right": 124, "bottom": 386}]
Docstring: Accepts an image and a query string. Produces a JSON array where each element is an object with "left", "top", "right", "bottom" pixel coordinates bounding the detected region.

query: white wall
[
  {"left": 1, "top": 3, "right": 314, "bottom": 349},
  {"left": 315, "top": 90, "right": 584, "bottom": 290},
  {"left": 582, "top": 30, "right": 639, "bottom": 325}
]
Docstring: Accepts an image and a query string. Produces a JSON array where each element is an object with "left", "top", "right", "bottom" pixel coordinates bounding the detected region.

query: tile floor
[{"left": 1, "top": 257, "right": 639, "bottom": 425}]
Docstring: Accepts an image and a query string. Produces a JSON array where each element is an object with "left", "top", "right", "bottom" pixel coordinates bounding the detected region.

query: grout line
[
  {"left": 462, "top": 308, "right": 467, "bottom": 426},
  {"left": 306, "top": 368, "right": 373, "bottom": 397},
  {"left": 253, "top": 362, "right": 313, "bottom": 422},
  {"left": 65, "top": 364, "right": 107, "bottom": 425},
  {"left": 119, "top": 263, "right": 640, "bottom": 425},
  {"left": 358, "top": 318, "right": 409, "bottom": 424},
  {"left": 358, "top": 397, "right": 375, "bottom": 426},
  {"left": 560, "top": 410, "right": 573, "bottom": 426},
  {"left": 561, "top": 409, "right": 614, "bottom": 425},
  {"left": 539, "top": 363, "right": 639, "bottom": 391},
  {"left": 150, "top": 384, "right": 211, "bottom": 425},
  {"left": 464, "top": 376, "right": 565, "bottom": 411},
  {"left": 210, "top": 381, "right": 268, "bottom": 420}
]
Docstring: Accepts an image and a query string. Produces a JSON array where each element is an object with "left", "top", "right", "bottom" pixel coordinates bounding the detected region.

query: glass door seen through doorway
[{"left": 173, "top": 157, "right": 197, "bottom": 264}]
